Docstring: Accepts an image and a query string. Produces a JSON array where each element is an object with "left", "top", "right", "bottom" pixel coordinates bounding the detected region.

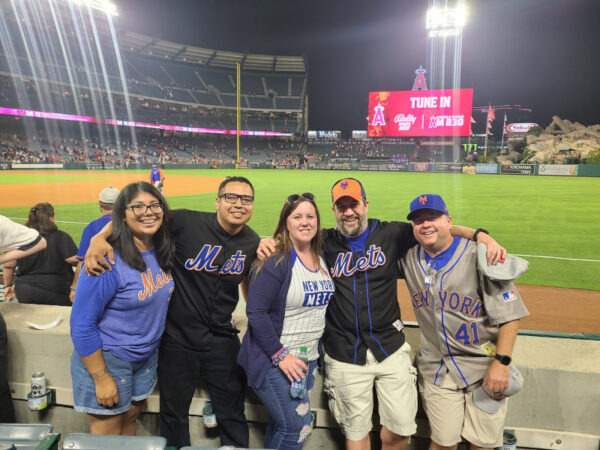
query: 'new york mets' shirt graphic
[{"left": 281, "top": 256, "right": 335, "bottom": 360}]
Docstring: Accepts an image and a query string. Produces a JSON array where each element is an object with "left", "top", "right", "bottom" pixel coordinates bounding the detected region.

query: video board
[{"left": 367, "top": 89, "right": 473, "bottom": 137}]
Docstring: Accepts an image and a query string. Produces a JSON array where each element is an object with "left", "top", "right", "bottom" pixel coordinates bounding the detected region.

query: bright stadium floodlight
[
  {"left": 59, "top": 0, "right": 118, "bottom": 16},
  {"left": 426, "top": 5, "right": 467, "bottom": 37}
]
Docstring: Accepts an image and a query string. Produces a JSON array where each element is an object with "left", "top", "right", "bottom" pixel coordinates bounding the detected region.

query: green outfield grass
[{"left": 1, "top": 169, "right": 599, "bottom": 290}]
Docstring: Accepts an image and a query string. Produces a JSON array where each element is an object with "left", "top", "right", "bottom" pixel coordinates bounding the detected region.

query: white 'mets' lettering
[{"left": 330, "top": 245, "right": 386, "bottom": 278}]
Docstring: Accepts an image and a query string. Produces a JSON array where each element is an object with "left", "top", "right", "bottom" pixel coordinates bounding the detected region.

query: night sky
[{"left": 117, "top": 0, "right": 600, "bottom": 135}]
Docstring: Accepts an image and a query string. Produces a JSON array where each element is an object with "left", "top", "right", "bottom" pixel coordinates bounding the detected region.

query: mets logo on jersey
[
  {"left": 330, "top": 244, "right": 386, "bottom": 278},
  {"left": 185, "top": 244, "right": 247, "bottom": 275}
]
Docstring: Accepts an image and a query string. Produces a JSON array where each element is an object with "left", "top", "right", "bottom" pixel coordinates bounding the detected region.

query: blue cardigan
[{"left": 238, "top": 250, "right": 297, "bottom": 389}]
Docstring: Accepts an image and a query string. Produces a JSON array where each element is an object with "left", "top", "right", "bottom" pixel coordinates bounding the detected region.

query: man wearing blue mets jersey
[
  {"left": 401, "top": 194, "right": 529, "bottom": 450},
  {"left": 85, "top": 176, "right": 260, "bottom": 448}
]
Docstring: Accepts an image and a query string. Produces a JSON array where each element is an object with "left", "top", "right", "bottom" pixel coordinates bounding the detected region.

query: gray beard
[{"left": 338, "top": 217, "right": 368, "bottom": 238}]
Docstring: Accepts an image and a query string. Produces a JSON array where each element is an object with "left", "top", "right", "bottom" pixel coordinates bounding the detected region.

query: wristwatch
[
  {"left": 494, "top": 354, "right": 512, "bottom": 365},
  {"left": 472, "top": 228, "right": 489, "bottom": 241}
]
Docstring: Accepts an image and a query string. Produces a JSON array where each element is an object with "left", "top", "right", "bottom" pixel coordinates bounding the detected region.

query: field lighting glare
[
  {"left": 426, "top": 5, "right": 467, "bottom": 37},
  {"left": 58, "top": 0, "right": 118, "bottom": 16}
]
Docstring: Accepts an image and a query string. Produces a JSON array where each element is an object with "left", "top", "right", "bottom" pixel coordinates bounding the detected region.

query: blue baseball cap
[{"left": 407, "top": 194, "right": 449, "bottom": 220}]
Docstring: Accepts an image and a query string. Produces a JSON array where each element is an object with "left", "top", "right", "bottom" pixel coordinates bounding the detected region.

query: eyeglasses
[
  {"left": 287, "top": 193, "right": 315, "bottom": 203},
  {"left": 127, "top": 202, "right": 163, "bottom": 216},
  {"left": 220, "top": 193, "right": 254, "bottom": 206}
]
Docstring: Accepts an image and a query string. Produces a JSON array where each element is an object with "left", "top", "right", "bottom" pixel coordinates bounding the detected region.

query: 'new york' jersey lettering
[
  {"left": 185, "top": 244, "right": 247, "bottom": 275},
  {"left": 329, "top": 244, "right": 387, "bottom": 278}
]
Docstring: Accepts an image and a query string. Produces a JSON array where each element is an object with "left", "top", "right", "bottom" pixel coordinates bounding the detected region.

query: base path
[{"left": 398, "top": 281, "right": 600, "bottom": 334}]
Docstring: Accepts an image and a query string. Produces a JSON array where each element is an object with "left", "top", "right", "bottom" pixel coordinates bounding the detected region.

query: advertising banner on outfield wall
[
  {"left": 538, "top": 164, "right": 578, "bottom": 176},
  {"left": 0, "top": 163, "right": 10, "bottom": 170},
  {"left": 501, "top": 164, "right": 535, "bottom": 175},
  {"left": 475, "top": 163, "right": 499, "bottom": 174},
  {"left": 387, "top": 163, "right": 409, "bottom": 171},
  {"left": 368, "top": 89, "right": 473, "bottom": 137},
  {"left": 409, "top": 162, "right": 435, "bottom": 172},
  {"left": 12, "top": 163, "right": 63, "bottom": 169},
  {"left": 85, "top": 163, "right": 103, "bottom": 170},
  {"left": 435, "top": 163, "right": 463, "bottom": 173}
]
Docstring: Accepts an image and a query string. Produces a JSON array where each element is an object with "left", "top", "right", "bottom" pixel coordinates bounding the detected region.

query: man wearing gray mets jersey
[{"left": 401, "top": 194, "right": 529, "bottom": 450}]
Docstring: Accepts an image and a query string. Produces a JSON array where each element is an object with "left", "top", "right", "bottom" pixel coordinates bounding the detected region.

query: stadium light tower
[
  {"left": 425, "top": 1, "right": 468, "bottom": 162},
  {"left": 425, "top": 1, "right": 467, "bottom": 91},
  {"left": 426, "top": 4, "right": 468, "bottom": 38}
]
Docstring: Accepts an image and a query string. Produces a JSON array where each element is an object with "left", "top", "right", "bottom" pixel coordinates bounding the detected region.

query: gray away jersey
[{"left": 401, "top": 238, "right": 529, "bottom": 388}]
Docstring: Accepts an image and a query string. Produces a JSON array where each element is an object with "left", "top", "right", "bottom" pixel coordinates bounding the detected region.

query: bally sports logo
[
  {"left": 506, "top": 123, "right": 538, "bottom": 134},
  {"left": 394, "top": 113, "right": 417, "bottom": 131}
]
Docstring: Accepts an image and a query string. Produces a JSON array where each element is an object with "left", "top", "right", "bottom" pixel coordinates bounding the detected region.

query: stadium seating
[
  {"left": 62, "top": 433, "right": 166, "bottom": 449},
  {"left": 0, "top": 423, "right": 60, "bottom": 449}
]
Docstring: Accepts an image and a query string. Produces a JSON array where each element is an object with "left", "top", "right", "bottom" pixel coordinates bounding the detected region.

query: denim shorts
[{"left": 70, "top": 349, "right": 158, "bottom": 415}]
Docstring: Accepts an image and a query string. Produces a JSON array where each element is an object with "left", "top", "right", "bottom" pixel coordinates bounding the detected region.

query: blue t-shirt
[
  {"left": 70, "top": 250, "right": 174, "bottom": 362},
  {"left": 76, "top": 214, "right": 112, "bottom": 261}
]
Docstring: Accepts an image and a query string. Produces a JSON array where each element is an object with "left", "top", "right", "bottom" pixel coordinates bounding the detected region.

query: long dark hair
[
  {"left": 109, "top": 182, "right": 175, "bottom": 272},
  {"left": 255, "top": 194, "right": 323, "bottom": 275},
  {"left": 25, "top": 202, "right": 57, "bottom": 234}
]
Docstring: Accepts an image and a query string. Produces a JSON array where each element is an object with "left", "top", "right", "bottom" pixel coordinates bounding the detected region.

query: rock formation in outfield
[{"left": 526, "top": 116, "right": 600, "bottom": 163}]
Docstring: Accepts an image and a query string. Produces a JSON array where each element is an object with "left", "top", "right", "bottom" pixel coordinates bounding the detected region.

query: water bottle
[
  {"left": 502, "top": 429, "right": 517, "bottom": 450},
  {"left": 289, "top": 346, "right": 308, "bottom": 399},
  {"left": 203, "top": 400, "right": 217, "bottom": 428}
]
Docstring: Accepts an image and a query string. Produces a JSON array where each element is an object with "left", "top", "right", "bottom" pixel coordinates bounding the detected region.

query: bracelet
[
  {"left": 70, "top": 287, "right": 76, "bottom": 292},
  {"left": 4, "top": 283, "right": 14, "bottom": 288},
  {"left": 90, "top": 367, "right": 109, "bottom": 379},
  {"left": 271, "top": 347, "right": 289, "bottom": 367},
  {"left": 472, "top": 228, "right": 489, "bottom": 241}
]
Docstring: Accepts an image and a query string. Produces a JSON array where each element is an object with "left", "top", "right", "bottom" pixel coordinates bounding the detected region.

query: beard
[{"left": 337, "top": 215, "right": 368, "bottom": 238}]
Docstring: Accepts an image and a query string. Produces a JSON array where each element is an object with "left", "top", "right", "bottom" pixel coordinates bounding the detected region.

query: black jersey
[
  {"left": 322, "top": 218, "right": 416, "bottom": 365},
  {"left": 163, "top": 209, "right": 260, "bottom": 351}
]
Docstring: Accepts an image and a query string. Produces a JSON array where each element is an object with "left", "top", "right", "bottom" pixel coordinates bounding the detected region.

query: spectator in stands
[
  {"left": 238, "top": 193, "right": 334, "bottom": 450},
  {"left": 70, "top": 182, "right": 175, "bottom": 435},
  {"left": 1, "top": 215, "right": 47, "bottom": 422},
  {"left": 2, "top": 203, "right": 78, "bottom": 306},
  {"left": 69, "top": 187, "right": 120, "bottom": 303}
]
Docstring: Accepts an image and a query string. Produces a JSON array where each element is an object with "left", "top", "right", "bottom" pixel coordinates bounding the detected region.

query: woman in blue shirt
[
  {"left": 70, "top": 182, "right": 175, "bottom": 435},
  {"left": 238, "top": 193, "right": 334, "bottom": 449}
]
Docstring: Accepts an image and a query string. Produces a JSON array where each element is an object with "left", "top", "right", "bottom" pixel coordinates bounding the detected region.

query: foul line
[
  {"left": 6, "top": 217, "right": 600, "bottom": 263},
  {"left": 515, "top": 254, "right": 600, "bottom": 263}
]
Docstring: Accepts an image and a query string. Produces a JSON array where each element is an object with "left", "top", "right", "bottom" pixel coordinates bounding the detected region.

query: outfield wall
[
  {"left": 306, "top": 161, "right": 600, "bottom": 176},
  {"left": 3, "top": 162, "right": 600, "bottom": 176},
  {"left": 3, "top": 302, "right": 599, "bottom": 450}
]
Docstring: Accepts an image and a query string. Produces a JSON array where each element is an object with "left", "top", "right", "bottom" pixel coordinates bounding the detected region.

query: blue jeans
[{"left": 253, "top": 360, "right": 317, "bottom": 450}]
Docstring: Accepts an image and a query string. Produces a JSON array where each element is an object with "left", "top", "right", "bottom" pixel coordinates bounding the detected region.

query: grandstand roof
[{"left": 120, "top": 31, "right": 307, "bottom": 73}]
